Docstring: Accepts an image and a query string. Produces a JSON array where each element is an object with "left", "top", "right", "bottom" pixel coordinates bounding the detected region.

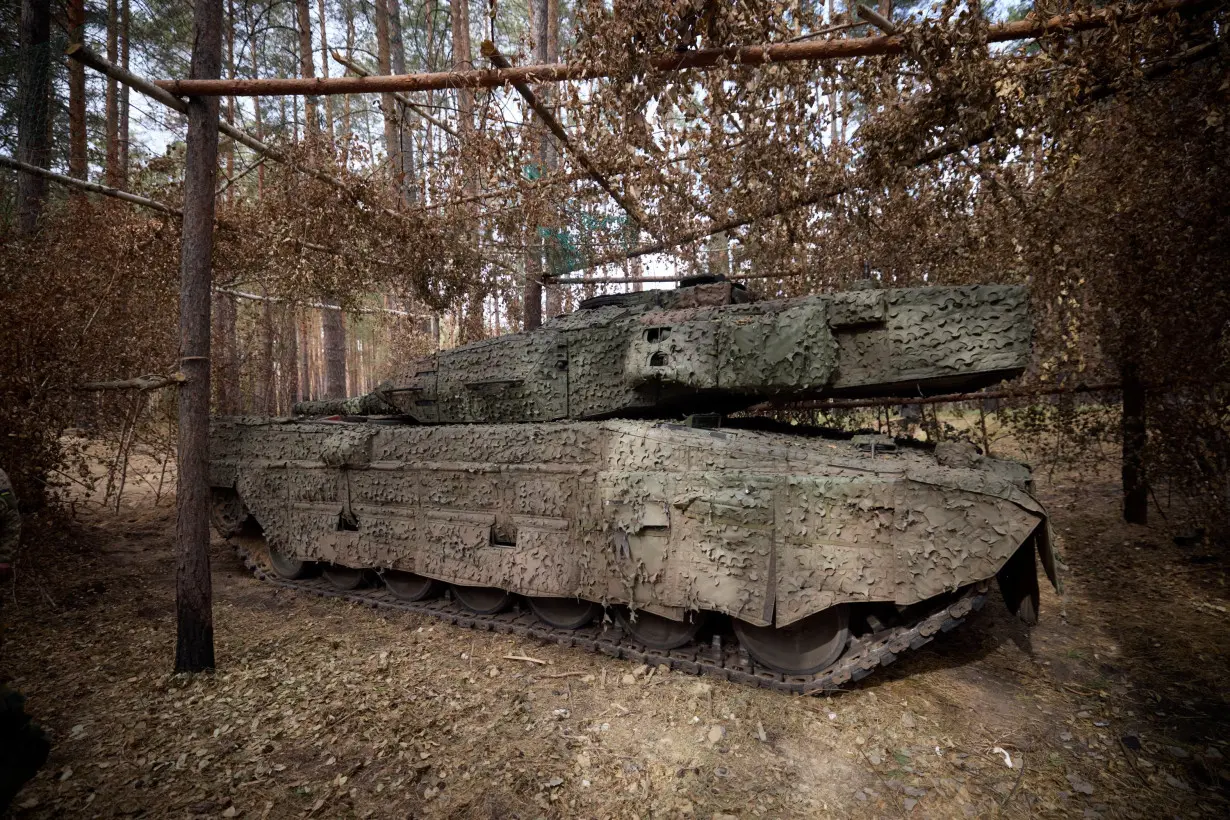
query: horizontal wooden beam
[
  {"left": 152, "top": 2, "right": 1203, "bottom": 97},
  {"left": 0, "top": 153, "right": 181, "bottom": 215},
  {"left": 330, "top": 50, "right": 458, "bottom": 137}
]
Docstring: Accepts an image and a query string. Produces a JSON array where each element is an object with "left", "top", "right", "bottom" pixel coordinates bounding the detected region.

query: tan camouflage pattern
[
  {"left": 210, "top": 419, "right": 1055, "bottom": 627},
  {"left": 291, "top": 283, "right": 1033, "bottom": 422}
]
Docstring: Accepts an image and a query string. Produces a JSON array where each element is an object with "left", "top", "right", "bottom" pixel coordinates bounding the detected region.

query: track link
[{"left": 230, "top": 536, "right": 988, "bottom": 695}]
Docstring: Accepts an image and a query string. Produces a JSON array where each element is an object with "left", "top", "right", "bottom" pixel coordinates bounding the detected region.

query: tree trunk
[
  {"left": 316, "top": 0, "right": 335, "bottom": 144},
  {"left": 282, "top": 306, "right": 299, "bottom": 412},
  {"left": 451, "top": 0, "right": 485, "bottom": 341},
  {"left": 298, "top": 312, "right": 311, "bottom": 402},
  {"left": 250, "top": 29, "right": 264, "bottom": 197},
  {"left": 1122, "top": 359, "right": 1149, "bottom": 524},
  {"left": 224, "top": 0, "right": 235, "bottom": 204},
  {"left": 260, "top": 294, "right": 275, "bottom": 414},
  {"left": 341, "top": 7, "right": 355, "bottom": 166},
  {"left": 213, "top": 292, "right": 239, "bottom": 413},
  {"left": 374, "top": 0, "right": 403, "bottom": 196},
  {"left": 531, "top": 0, "right": 563, "bottom": 318},
  {"left": 105, "top": 0, "right": 120, "bottom": 186},
  {"left": 175, "top": 0, "right": 222, "bottom": 675},
  {"left": 322, "top": 307, "right": 347, "bottom": 398},
  {"left": 294, "top": 0, "right": 319, "bottom": 140},
  {"left": 388, "top": 0, "right": 416, "bottom": 205},
  {"left": 67, "top": 0, "right": 87, "bottom": 181},
  {"left": 16, "top": 0, "right": 52, "bottom": 235},
  {"left": 119, "top": 0, "right": 131, "bottom": 186}
]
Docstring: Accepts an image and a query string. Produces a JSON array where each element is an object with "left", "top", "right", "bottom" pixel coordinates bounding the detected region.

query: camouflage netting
[{"left": 0, "top": 1, "right": 1227, "bottom": 545}]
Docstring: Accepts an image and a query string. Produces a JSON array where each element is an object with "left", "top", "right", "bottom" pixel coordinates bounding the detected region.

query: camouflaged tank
[{"left": 210, "top": 280, "right": 1056, "bottom": 679}]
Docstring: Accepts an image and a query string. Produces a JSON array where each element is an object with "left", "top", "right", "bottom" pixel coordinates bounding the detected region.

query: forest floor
[{"left": 2, "top": 459, "right": 1228, "bottom": 819}]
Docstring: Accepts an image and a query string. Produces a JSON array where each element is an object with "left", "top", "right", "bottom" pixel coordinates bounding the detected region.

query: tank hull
[{"left": 210, "top": 418, "right": 1054, "bottom": 630}]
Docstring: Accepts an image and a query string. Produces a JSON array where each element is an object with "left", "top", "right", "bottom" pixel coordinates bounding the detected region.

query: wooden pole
[
  {"left": 152, "top": 2, "right": 1206, "bottom": 97},
  {"left": 331, "top": 50, "right": 457, "bottom": 136},
  {"left": 0, "top": 154, "right": 181, "bottom": 214},
  {"left": 174, "top": 0, "right": 222, "bottom": 674},
  {"left": 66, "top": 44, "right": 365, "bottom": 201}
]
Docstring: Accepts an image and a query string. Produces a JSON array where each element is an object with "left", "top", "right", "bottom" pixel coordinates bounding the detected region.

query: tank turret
[{"left": 294, "top": 280, "right": 1031, "bottom": 422}]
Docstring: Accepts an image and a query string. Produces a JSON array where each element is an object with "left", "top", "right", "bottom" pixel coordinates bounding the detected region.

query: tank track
[{"left": 229, "top": 536, "right": 988, "bottom": 695}]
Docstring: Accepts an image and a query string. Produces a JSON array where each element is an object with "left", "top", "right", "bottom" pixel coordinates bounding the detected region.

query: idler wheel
[
  {"left": 529, "top": 597, "right": 602, "bottom": 630},
  {"left": 452, "top": 585, "right": 512, "bottom": 615},
  {"left": 616, "top": 608, "right": 705, "bottom": 651},
  {"left": 322, "top": 565, "right": 366, "bottom": 590},
  {"left": 733, "top": 605, "right": 850, "bottom": 676},
  {"left": 385, "top": 571, "right": 442, "bottom": 602},
  {"left": 268, "top": 548, "right": 312, "bottom": 580}
]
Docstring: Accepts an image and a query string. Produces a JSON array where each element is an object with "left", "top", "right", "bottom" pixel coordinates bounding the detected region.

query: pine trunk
[
  {"left": 260, "top": 295, "right": 275, "bottom": 414},
  {"left": 388, "top": 0, "right": 416, "bottom": 205},
  {"left": 16, "top": 0, "right": 52, "bottom": 235},
  {"left": 282, "top": 306, "right": 300, "bottom": 411},
  {"left": 105, "top": 0, "right": 120, "bottom": 187},
  {"left": 213, "top": 292, "right": 239, "bottom": 414},
  {"left": 294, "top": 0, "right": 319, "bottom": 140},
  {"left": 451, "top": 0, "right": 484, "bottom": 341},
  {"left": 322, "top": 307, "right": 347, "bottom": 399},
  {"left": 175, "top": 0, "right": 223, "bottom": 675},
  {"left": 118, "top": 0, "right": 130, "bottom": 186},
  {"left": 341, "top": 8, "right": 355, "bottom": 166},
  {"left": 374, "top": 0, "right": 402, "bottom": 195},
  {"left": 224, "top": 0, "right": 235, "bottom": 204},
  {"left": 67, "top": 0, "right": 87, "bottom": 181},
  {"left": 298, "top": 312, "right": 311, "bottom": 402},
  {"left": 316, "top": 0, "right": 335, "bottom": 144},
  {"left": 536, "top": 0, "right": 562, "bottom": 318},
  {"left": 250, "top": 30, "right": 264, "bottom": 196}
]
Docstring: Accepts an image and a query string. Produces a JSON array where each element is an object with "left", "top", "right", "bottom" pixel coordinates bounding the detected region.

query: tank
[{"left": 210, "top": 280, "right": 1056, "bottom": 684}]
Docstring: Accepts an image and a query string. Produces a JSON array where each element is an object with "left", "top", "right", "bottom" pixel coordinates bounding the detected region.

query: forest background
[{"left": 0, "top": 0, "right": 1226, "bottom": 550}]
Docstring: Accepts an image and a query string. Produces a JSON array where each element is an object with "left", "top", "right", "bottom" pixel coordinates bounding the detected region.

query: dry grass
[{"left": 2, "top": 464, "right": 1227, "bottom": 819}]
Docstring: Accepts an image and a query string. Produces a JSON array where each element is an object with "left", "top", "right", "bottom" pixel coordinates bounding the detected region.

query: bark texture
[
  {"left": 294, "top": 0, "right": 319, "bottom": 139},
  {"left": 322, "top": 307, "right": 347, "bottom": 399},
  {"left": 175, "top": 0, "right": 223, "bottom": 674},
  {"left": 67, "top": 0, "right": 87, "bottom": 181},
  {"left": 16, "top": 0, "right": 52, "bottom": 235}
]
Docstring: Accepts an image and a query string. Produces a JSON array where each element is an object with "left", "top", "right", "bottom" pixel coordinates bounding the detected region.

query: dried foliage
[
  {"left": 0, "top": 200, "right": 179, "bottom": 511},
  {"left": 1, "top": 1, "right": 1227, "bottom": 542}
]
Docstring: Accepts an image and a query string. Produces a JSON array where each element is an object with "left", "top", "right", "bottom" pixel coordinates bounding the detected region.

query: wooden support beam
[
  {"left": 152, "top": 2, "right": 1206, "bottom": 97},
  {"left": 67, "top": 43, "right": 366, "bottom": 200},
  {"left": 331, "top": 50, "right": 458, "bottom": 137},
  {"left": 481, "top": 41, "right": 657, "bottom": 236},
  {"left": 855, "top": 5, "right": 897, "bottom": 35},
  {"left": 214, "top": 287, "right": 430, "bottom": 317},
  {"left": 0, "top": 153, "right": 180, "bottom": 215}
]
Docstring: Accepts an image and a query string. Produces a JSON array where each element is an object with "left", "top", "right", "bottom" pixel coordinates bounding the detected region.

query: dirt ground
[{"left": 2, "top": 462, "right": 1228, "bottom": 819}]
